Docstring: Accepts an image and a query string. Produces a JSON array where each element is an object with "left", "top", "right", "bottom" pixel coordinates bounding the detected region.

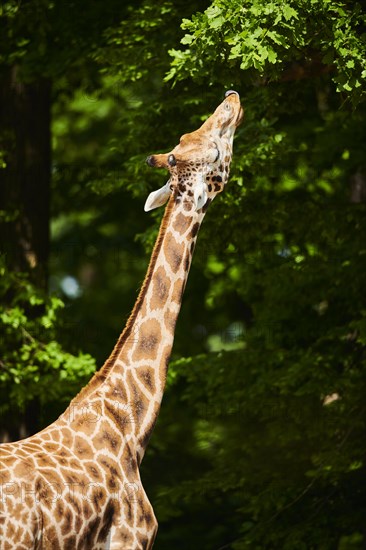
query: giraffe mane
[{"left": 74, "top": 193, "right": 176, "bottom": 400}]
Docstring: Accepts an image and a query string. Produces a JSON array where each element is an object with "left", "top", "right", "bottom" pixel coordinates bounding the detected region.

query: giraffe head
[{"left": 144, "top": 91, "right": 243, "bottom": 212}]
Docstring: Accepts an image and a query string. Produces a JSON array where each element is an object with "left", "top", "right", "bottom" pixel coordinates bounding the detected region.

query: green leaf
[{"left": 282, "top": 5, "right": 298, "bottom": 21}]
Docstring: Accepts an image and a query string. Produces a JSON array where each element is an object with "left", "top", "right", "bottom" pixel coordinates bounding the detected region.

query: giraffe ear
[
  {"left": 193, "top": 175, "right": 208, "bottom": 211},
  {"left": 144, "top": 180, "right": 172, "bottom": 212}
]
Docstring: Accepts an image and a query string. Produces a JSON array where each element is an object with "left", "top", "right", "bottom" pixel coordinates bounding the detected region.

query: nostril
[
  {"left": 225, "top": 90, "right": 239, "bottom": 98},
  {"left": 146, "top": 156, "right": 155, "bottom": 167}
]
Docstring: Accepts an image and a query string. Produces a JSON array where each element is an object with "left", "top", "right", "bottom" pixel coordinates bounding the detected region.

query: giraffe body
[{"left": 0, "top": 91, "right": 243, "bottom": 549}]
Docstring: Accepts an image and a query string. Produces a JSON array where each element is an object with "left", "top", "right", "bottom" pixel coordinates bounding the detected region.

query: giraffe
[{"left": 0, "top": 90, "right": 243, "bottom": 549}]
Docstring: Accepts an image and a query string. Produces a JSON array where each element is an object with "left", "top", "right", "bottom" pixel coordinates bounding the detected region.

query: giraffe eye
[
  {"left": 224, "top": 102, "right": 231, "bottom": 111},
  {"left": 168, "top": 154, "right": 176, "bottom": 167}
]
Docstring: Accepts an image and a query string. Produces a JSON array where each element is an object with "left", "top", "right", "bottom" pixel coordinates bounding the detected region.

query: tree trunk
[
  {"left": 0, "top": 66, "right": 51, "bottom": 441},
  {"left": 0, "top": 66, "right": 51, "bottom": 288}
]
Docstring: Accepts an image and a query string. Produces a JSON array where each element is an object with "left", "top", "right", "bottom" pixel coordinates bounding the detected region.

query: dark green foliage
[
  {"left": 1, "top": 0, "right": 366, "bottom": 548},
  {"left": 0, "top": 256, "right": 95, "bottom": 426}
]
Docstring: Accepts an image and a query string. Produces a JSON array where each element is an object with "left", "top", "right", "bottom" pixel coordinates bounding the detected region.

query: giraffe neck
[{"left": 63, "top": 193, "right": 206, "bottom": 462}]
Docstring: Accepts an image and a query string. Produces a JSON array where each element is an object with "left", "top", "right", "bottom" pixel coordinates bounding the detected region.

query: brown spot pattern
[
  {"left": 132, "top": 319, "right": 161, "bottom": 362},
  {"left": 150, "top": 266, "right": 170, "bottom": 310},
  {"left": 137, "top": 366, "right": 156, "bottom": 393},
  {"left": 172, "top": 277, "right": 184, "bottom": 304},
  {"left": 164, "top": 232, "right": 183, "bottom": 273},
  {"left": 164, "top": 309, "right": 177, "bottom": 332},
  {"left": 190, "top": 222, "right": 200, "bottom": 238},
  {"left": 173, "top": 212, "right": 191, "bottom": 234},
  {"left": 74, "top": 436, "right": 93, "bottom": 459}
]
